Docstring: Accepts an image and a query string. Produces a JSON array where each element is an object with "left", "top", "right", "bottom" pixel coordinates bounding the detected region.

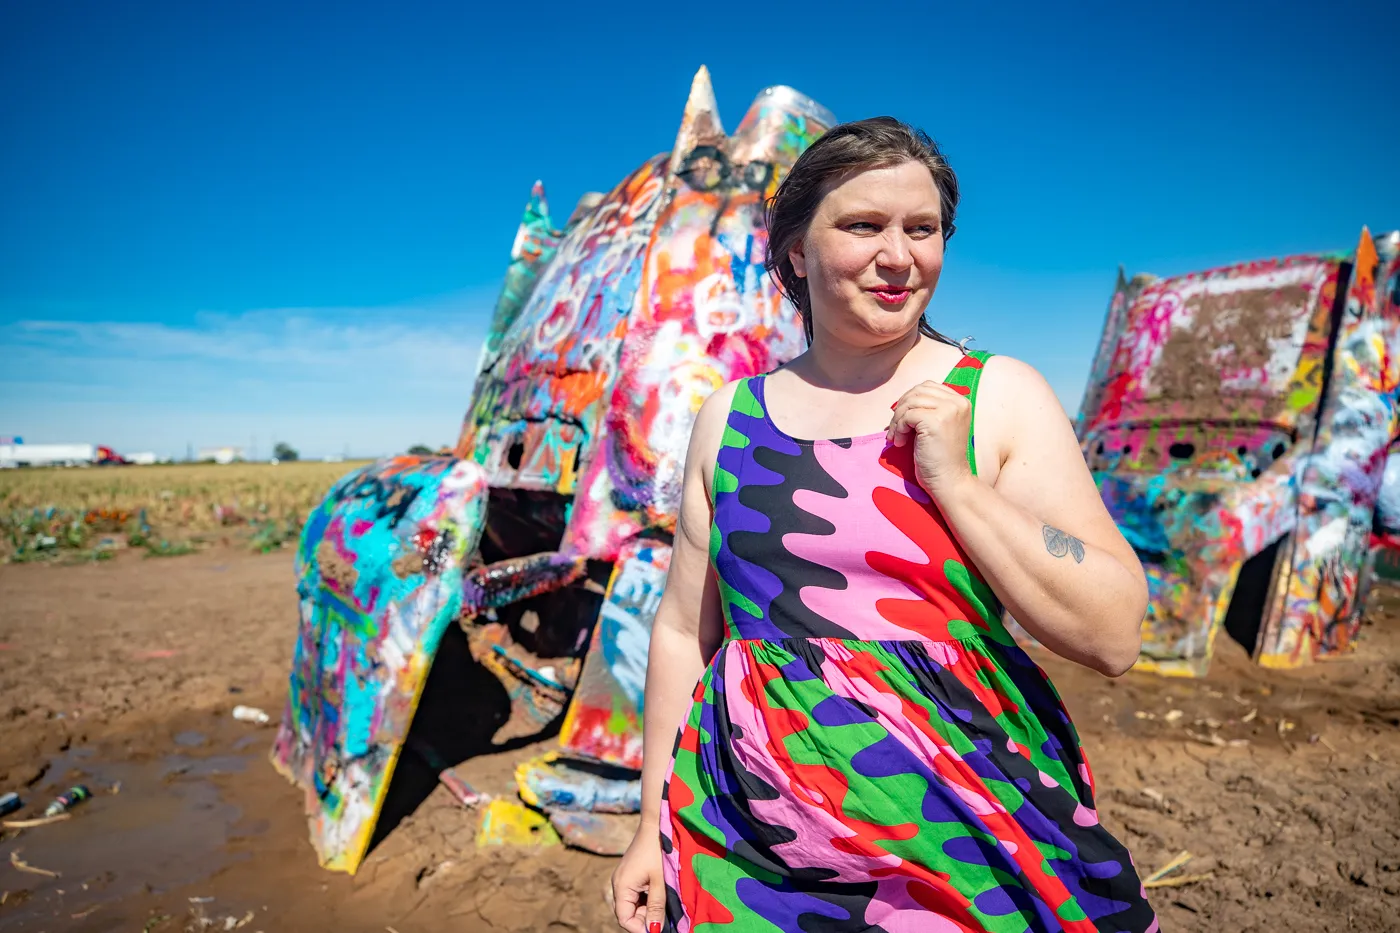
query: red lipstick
[{"left": 869, "top": 286, "right": 911, "bottom": 304}]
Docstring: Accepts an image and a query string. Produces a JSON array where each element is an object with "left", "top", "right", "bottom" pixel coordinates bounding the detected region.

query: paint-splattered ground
[{"left": 0, "top": 548, "right": 1397, "bottom": 933}]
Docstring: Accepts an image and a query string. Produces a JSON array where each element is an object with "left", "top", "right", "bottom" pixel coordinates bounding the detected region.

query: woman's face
[{"left": 789, "top": 160, "right": 946, "bottom": 346}]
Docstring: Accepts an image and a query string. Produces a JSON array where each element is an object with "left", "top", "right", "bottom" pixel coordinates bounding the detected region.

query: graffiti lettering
[{"left": 331, "top": 475, "right": 423, "bottom": 530}]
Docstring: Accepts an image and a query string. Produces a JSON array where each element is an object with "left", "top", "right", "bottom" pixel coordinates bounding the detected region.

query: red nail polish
[
  {"left": 649, "top": 923, "right": 662, "bottom": 933},
  {"left": 889, "top": 401, "right": 897, "bottom": 410}
]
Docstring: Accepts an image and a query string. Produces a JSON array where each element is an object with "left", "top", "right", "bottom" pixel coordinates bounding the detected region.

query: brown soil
[{"left": 0, "top": 548, "right": 1397, "bottom": 932}]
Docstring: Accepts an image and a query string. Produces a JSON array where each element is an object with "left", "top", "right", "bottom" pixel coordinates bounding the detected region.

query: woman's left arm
[{"left": 892, "top": 356, "right": 1147, "bottom": 675}]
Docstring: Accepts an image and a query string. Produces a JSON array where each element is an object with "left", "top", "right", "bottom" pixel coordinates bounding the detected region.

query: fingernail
[
  {"left": 889, "top": 402, "right": 897, "bottom": 410},
  {"left": 649, "top": 923, "right": 662, "bottom": 933}
]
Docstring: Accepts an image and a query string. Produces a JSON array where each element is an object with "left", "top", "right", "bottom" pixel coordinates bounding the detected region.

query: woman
[{"left": 612, "top": 117, "right": 1158, "bottom": 933}]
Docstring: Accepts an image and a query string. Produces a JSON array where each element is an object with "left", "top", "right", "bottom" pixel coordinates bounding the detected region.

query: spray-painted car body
[
  {"left": 1073, "top": 229, "right": 1400, "bottom": 676},
  {"left": 272, "top": 68, "right": 834, "bottom": 871}
]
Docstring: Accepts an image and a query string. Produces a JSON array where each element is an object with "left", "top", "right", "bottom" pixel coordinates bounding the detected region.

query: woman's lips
[{"left": 869, "top": 287, "right": 911, "bottom": 304}]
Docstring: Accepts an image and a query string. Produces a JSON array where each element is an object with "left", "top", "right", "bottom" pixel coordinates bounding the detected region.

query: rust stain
[
  {"left": 1153, "top": 284, "right": 1311, "bottom": 417},
  {"left": 391, "top": 551, "right": 424, "bottom": 579},
  {"left": 316, "top": 539, "right": 359, "bottom": 592}
]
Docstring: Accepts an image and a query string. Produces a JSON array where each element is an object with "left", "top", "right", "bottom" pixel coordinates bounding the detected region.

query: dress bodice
[{"left": 710, "top": 351, "right": 1012, "bottom": 644}]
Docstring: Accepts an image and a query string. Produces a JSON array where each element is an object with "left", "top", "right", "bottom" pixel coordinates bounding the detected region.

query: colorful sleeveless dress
[{"left": 658, "top": 352, "right": 1158, "bottom": 933}]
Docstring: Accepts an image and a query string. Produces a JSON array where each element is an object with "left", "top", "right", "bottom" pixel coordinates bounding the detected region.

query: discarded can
[
  {"left": 43, "top": 785, "right": 91, "bottom": 818},
  {"left": 0, "top": 791, "right": 21, "bottom": 818},
  {"left": 438, "top": 767, "right": 488, "bottom": 808},
  {"left": 231, "top": 705, "right": 271, "bottom": 725}
]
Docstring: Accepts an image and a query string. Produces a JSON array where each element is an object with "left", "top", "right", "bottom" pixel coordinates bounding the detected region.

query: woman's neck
[{"left": 799, "top": 324, "right": 926, "bottom": 392}]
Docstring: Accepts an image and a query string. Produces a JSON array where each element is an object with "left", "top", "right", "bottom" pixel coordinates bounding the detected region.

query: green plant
[
  {"left": 144, "top": 539, "right": 197, "bottom": 558},
  {"left": 247, "top": 517, "right": 302, "bottom": 554}
]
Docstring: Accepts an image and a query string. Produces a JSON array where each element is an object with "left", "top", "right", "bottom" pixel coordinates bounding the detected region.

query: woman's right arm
[{"left": 611, "top": 383, "right": 733, "bottom": 933}]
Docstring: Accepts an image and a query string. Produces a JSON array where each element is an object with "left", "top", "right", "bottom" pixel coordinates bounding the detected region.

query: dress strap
[
  {"left": 712, "top": 376, "right": 764, "bottom": 506},
  {"left": 941, "top": 350, "right": 993, "bottom": 475}
]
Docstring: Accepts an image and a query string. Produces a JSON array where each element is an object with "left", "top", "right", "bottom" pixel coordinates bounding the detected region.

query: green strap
[
  {"left": 941, "top": 349, "right": 993, "bottom": 475},
  {"left": 712, "top": 377, "right": 761, "bottom": 507}
]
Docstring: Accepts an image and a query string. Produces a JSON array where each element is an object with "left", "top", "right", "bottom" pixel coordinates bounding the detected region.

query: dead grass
[{"left": 0, "top": 460, "right": 371, "bottom": 562}]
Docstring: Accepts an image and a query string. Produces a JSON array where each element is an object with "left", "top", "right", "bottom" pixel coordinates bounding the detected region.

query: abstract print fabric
[{"left": 658, "top": 352, "right": 1158, "bottom": 932}]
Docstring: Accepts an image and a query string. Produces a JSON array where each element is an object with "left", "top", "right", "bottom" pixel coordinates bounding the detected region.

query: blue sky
[{"left": 3, "top": 0, "right": 1396, "bottom": 459}]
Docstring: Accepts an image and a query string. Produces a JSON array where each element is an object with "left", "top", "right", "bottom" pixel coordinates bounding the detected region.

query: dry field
[{"left": 0, "top": 460, "right": 371, "bottom": 562}]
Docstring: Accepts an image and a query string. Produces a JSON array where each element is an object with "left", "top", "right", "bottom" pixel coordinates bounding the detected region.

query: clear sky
[{"left": 3, "top": 0, "right": 1396, "bottom": 459}]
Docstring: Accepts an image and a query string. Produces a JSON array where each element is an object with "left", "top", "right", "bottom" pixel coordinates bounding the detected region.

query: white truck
[{"left": 0, "top": 443, "right": 97, "bottom": 468}]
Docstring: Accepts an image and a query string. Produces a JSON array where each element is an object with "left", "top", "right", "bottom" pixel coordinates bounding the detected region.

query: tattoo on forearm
[{"left": 1042, "top": 525, "right": 1086, "bottom": 563}]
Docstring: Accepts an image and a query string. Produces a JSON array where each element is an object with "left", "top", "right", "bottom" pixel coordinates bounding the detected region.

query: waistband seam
[{"left": 721, "top": 633, "right": 997, "bottom": 647}]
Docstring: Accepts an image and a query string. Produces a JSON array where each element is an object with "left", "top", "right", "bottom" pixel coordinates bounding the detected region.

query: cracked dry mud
[{"left": 0, "top": 548, "right": 1397, "bottom": 932}]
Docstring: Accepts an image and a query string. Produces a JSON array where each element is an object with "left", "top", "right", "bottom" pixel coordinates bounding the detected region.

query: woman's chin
[
  {"left": 815, "top": 303, "right": 924, "bottom": 345},
  {"left": 857, "top": 315, "right": 921, "bottom": 342}
]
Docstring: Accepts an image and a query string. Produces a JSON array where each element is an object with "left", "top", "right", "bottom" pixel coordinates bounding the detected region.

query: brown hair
[{"left": 765, "top": 116, "right": 962, "bottom": 346}]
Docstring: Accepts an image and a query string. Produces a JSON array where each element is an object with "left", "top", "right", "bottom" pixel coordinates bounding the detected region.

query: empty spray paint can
[
  {"left": 44, "top": 785, "right": 91, "bottom": 818},
  {"left": 0, "top": 791, "right": 20, "bottom": 818},
  {"left": 231, "top": 705, "right": 271, "bottom": 725}
]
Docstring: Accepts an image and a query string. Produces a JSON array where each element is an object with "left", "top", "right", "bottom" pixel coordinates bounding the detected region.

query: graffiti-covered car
[
  {"left": 271, "top": 68, "right": 835, "bottom": 871},
  {"left": 1071, "top": 229, "right": 1400, "bottom": 677}
]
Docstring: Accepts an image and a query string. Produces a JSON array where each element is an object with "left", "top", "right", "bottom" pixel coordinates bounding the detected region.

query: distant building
[{"left": 197, "top": 446, "right": 245, "bottom": 464}]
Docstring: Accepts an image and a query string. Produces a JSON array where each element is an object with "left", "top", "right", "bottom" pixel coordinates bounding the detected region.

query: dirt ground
[{"left": 0, "top": 548, "right": 1397, "bottom": 933}]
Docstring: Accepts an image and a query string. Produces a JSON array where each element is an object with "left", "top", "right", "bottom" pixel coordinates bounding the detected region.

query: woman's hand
[
  {"left": 611, "top": 823, "right": 666, "bottom": 933},
  {"left": 888, "top": 380, "right": 974, "bottom": 499}
]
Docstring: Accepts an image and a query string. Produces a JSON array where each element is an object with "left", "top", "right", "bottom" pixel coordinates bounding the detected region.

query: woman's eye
[
  {"left": 908, "top": 225, "right": 938, "bottom": 239},
  {"left": 846, "top": 222, "right": 878, "bottom": 233}
]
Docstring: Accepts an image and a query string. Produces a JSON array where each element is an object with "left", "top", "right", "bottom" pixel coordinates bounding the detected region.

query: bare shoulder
[
  {"left": 686, "top": 379, "right": 742, "bottom": 476},
  {"left": 979, "top": 354, "right": 1054, "bottom": 396},
  {"left": 975, "top": 355, "right": 1073, "bottom": 464},
  {"left": 694, "top": 379, "right": 741, "bottom": 437},
  {"left": 978, "top": 354, "right": 1064, "bottom": 421}
]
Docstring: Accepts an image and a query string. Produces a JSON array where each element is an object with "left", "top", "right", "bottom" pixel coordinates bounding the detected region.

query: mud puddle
[{"left": 0, "top": 739, "right": 260, "bottom": 931}]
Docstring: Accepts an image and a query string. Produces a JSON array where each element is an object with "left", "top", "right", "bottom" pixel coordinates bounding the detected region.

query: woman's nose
[{"left": 876, "top": 230, "right": 913, "bottom": 270}]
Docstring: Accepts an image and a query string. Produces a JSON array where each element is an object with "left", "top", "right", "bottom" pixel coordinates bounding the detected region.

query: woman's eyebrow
[
  {"left": 903, "top": 209, "right": 943, "bottom": 224},
  {"left": 834, "top": 202, "right": 940, "bottom": 219},
  {"left": 827, "top": 203, "right": 943, "bottom": 226},
  {"left": 831, "top": 205, "right": 889, "bottom": 218}
]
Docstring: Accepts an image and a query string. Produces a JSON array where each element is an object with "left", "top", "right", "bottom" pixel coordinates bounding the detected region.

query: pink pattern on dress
[{"left": 784, "top": 437, "right": 932, "bottom": 638}]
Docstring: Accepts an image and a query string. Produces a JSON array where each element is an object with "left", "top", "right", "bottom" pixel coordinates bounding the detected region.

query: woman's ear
[{"left": 789, "top": 240, "right": 807, "bottom": 278}]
